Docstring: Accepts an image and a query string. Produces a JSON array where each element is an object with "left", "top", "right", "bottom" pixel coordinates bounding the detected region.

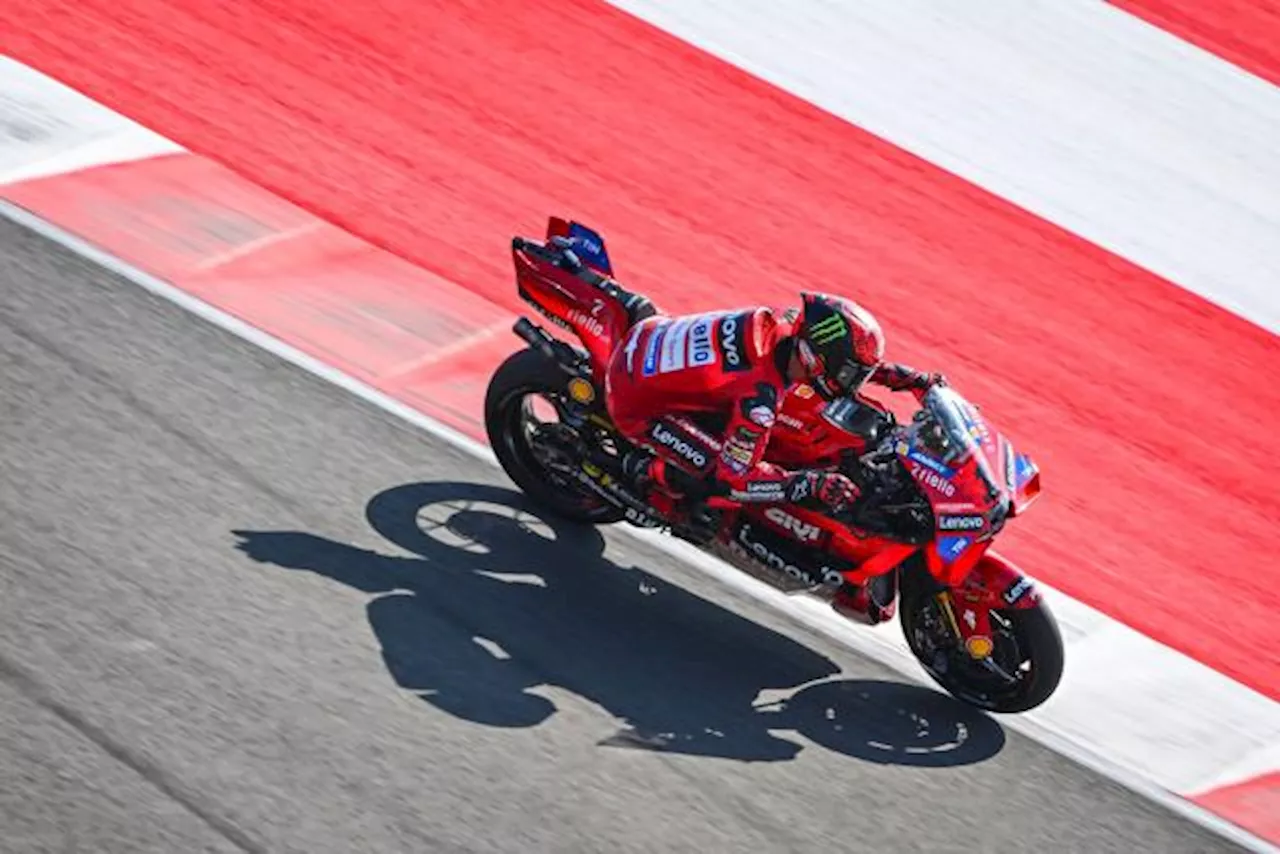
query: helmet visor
[
  {"left": 798, "top": 339, "right": 873, "bottom": 398},
  {"left": 831, "top": 359, "right": 874, "bottom": 395}
]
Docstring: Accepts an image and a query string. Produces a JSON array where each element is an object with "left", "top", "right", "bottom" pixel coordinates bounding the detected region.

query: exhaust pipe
[
  {"left": 513, "top": 316, "right": 557, "bottom": 360},
  {"left": 513, "top": 316, "right": 592, "bottom": 378}
]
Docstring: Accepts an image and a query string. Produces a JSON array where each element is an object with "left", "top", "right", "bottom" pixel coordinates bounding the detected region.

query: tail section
[
  {"left": 512, "top": 228, "right": 630, "bottom": 378},
  {"left": 546, "top": 217, "right": 615, "bottom": 277}
]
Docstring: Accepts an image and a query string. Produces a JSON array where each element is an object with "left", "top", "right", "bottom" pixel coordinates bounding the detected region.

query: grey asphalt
[{"left": 0, "top": 216, "right": 1245, "bottom": 853}]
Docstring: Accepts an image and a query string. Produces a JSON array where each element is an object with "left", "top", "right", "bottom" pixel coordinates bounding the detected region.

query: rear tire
[
  {"left": 484, "top": 347, "right": 625, "bottom": 525},
  {"left": 900, "top": 564, "right": 1064, "bottom": 714}
]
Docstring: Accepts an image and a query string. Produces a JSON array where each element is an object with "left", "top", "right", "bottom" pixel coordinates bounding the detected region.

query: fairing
[{"left": 511, "top": 221, "right": 631, "bottom": 380}]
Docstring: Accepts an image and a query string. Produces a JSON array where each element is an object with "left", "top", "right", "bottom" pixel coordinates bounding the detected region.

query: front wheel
[
  {"left": 899, "top": 564, "right": 1065, "bottom": 714},
  {"left": 484, "top": 347, "right": 625, "bottom": 525}
]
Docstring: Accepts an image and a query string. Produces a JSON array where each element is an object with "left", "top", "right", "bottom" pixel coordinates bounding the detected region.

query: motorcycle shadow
[{"left": 231, "top": 480, "right": 1006, "bottom": 768}]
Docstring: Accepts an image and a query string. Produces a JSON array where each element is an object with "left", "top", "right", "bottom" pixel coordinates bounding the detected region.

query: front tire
[
  {"left": 900, "top": 565, "right": 1065, "bottom": 714},
  {"left": 484, "top": 347, "right": 625, "bottom": 525}
]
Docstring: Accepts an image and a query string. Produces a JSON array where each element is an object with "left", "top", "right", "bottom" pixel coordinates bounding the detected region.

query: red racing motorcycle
[{"left": 484, "top": 217, "right": 1065, "bottom": 713}]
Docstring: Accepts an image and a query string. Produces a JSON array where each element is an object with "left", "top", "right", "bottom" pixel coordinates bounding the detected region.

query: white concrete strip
[
  {"left": 604, "top": 0, "right": 1280, "bottom": 334},
  {"left": 0, "top": 55, "right": 182, "bottom": 185},
  {"left": 3, "top": 197, "right": 1274, "bottom": 853}
]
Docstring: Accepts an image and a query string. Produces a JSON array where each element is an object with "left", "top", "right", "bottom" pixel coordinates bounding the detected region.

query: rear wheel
[
  {"left": 484, "top": 347, "right": 625, "bottom": 525},
  {"left": 899, "top": 563, "right": 1064, "bottom": 713}
]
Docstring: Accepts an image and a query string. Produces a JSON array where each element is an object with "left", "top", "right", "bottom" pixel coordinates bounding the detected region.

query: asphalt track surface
[{"left": 0, "top": 217, "right": 1246, "bottom": 853}]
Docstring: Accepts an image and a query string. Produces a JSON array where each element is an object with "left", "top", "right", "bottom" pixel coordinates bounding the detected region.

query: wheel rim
[
  {"left": 497, "top": 386, "right": 614, "bottom": 515},
  {"left": 904, "top": 597, "right": 1038, "bottom": 710}
]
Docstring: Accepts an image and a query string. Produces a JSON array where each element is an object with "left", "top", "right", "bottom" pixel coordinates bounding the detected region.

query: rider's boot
[
  {"left": 621, "top": 451, "right": 686, "bottom": 511},
  {"left": 599, "top": 280, "right": 657, "bottom": 327},
  {"left": 621, "top": 450, "right": 718, "bottom": 544}
]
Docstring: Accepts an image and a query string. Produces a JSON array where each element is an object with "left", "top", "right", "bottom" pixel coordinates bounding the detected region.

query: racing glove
[
  {"left": 872, "top": 363, "right": 948, "bottom": 401},
  {"left": 786, "top": 470, "right": 860, "bottom": 514}
]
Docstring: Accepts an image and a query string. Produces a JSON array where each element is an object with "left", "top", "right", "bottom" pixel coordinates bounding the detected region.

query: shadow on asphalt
[{"left": 232, "top": 480, "right": 1006, "bottom": 767}]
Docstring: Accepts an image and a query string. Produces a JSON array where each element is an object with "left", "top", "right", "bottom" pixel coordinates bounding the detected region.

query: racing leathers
[{"left": 603, "top": 306, "right": 940, "bottom": 514}]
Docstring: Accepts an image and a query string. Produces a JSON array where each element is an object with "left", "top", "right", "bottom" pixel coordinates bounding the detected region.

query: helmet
[{"left": 794, "top": 292, "right": 885, "bottom": 400}]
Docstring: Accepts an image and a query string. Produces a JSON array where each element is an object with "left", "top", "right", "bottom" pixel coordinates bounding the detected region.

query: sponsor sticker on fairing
[
  {"left": 937, "top": 536, "right": 971, "bottom": 563},
  {"left": 764, "top": 506, "right": 822, "bottom": 542},
  {"left": 1003, "top": 576, "right": 1034, "bottom": 605},
  {"left": 938, "top": 514, "right": 985, "bottom": 531},
  {"left": 568, "top": 308, "right": 605, "bottom": 338},
  {"left": 907, "top": 447, "right": 955, "bottom": 479},
  {"left": 909, "top": 462, "right": 956, "bottom": 498}
]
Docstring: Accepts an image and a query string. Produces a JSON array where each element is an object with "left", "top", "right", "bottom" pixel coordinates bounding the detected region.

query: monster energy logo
[{"left": 809, "top": 313, "right": 847, "bottom": 345}]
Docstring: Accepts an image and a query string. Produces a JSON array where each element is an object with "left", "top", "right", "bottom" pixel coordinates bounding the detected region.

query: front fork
[
  {"left": 934, "top": 588, "right": 998, "bottom": 661},
  {"left": 918, "top": 551, "right": 1042, "bottom": 669}
]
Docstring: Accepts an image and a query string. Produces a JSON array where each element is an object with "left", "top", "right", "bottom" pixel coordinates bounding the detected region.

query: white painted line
[
  {"left": 382, "top": 319, "right": 513, "bottom": 380},
  {"left": 190, "top": 221, "right": 323, "bottom": 272},
  {"left": 3, "top": 198, "right": 1274, "bottom": 853}
]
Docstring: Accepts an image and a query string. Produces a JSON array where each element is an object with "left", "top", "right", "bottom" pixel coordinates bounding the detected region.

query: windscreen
[
  {"left": 917, "top": 386, "right": 980, "bottom": 466},
  {"left": 919, "top": 386, "right": 1006, "bottom": 504}
]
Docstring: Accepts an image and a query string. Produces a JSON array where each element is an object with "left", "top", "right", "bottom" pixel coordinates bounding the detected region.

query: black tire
[
  {"left": 899, "top": 565, "right": 1065, "bottom": 714},
  {"left": 483, "top": 347, "right": 625, "bottom": 525}
]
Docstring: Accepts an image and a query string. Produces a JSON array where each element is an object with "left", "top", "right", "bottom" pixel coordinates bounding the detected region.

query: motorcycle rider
[{"left": 603, "top": 290, "right": 945, "bottom": 622}]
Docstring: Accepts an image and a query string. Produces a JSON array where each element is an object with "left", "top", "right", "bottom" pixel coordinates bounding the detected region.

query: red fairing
[
  {"left": 924, "top": 536, "right": 988, "bottom": 588},
  {"left": 768, "top": 382, "right": 884, "bottom": 468},
  {"left": 1009, "top": 447, "right": 1043, "bottom": 517},
  {"left": 962, "top": 551, "right": 1042, "bottom": 611},
  {"left": 511, "top": 241, "right": 630, "bottom": 382}
]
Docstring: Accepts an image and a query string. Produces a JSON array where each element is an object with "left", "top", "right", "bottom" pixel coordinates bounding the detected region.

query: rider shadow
[{"left": 232, "top": 481, "right": 1005, "bottom": 767}]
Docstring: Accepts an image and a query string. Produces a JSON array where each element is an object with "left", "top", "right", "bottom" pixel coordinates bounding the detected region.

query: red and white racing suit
[{"left": 603, "top": 306, "right": 938, "bottom": 505}]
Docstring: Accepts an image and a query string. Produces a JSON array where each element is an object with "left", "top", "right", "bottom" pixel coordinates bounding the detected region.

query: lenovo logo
[
  {"left": 938, "top": 514, "right": 985, "bottom": 531},
  {"left": 650, "top": 422, "right": 709, "bottom": 470}
]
